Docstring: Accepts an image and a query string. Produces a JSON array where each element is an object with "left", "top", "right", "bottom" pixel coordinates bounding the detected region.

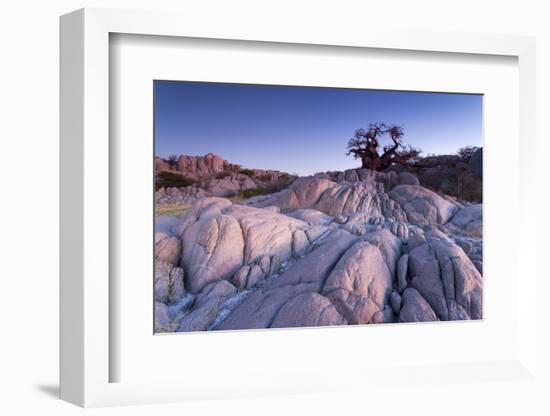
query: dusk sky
[{"left": 154, "top": 81, "right": 482, "bottom": 176}]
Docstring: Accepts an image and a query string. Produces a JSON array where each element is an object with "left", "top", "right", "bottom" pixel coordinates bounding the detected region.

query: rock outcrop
[
  {"left": 322, "top": 230, "right": 401, "bottom": 324},
  {"left": 204, "top": 173, "right": 257, "bottom": 197},
  {"left": 174, "top": 153, "right": 241, "bottom": 178},
  {"left": 449, "top": 204, "right": 482, "bottom": 238},
  {"left": 155, "top": 153, "right": 296, "bottom": 204},
  {"left": 409, "top": 148, "right": 482, "bottom": 202},
  {"left": 408, "top": 229, "right": 483, "bottom": 321},
  {"left": 155, "top": 186, "right": 208, "bottom": 205},
  {"left": 175, "top": 198, "right": 313, "bottom": 293},
  {"left": 388, "top": 185, "right": 459, "bottom": 227},
  {"left": 154, "top": 163, "right": 483, "bottom": 332},
  {"left": 398, "top": 288, "right": 438, "bottom": 322}
]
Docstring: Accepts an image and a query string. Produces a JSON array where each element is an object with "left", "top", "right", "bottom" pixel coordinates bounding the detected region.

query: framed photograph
[
  {"left": 60, "top": 8, "right": 538, "bottom": 408},
  {"left": 152, "top": 81, "right": 484, "bottom": 334}
]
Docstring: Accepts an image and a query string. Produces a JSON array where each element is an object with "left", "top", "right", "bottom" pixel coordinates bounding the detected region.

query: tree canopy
[{"left": 346, "top": 122, "right": 421, "bottom": 171}]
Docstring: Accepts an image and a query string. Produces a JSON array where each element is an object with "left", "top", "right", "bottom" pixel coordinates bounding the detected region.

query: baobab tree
[{"left": 346, "top": 122, "right": 421, "bottom": 171}]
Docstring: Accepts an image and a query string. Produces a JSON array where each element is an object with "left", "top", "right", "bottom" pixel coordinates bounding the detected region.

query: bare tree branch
[{"left": 346, "top": 124, "right": 421, "bottom": 171}]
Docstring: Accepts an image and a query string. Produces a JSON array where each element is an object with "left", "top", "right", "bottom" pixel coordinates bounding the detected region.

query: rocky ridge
[
  {"left": 155, "top": 166, "right": 483, "bottom": 332},
  {"left": 155, "top": 153, "right": 295, "bottom": 201}
]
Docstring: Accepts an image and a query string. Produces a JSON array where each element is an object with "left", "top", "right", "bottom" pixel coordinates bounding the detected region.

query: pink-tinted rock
[
  {"left": 181, "top": 214, "right": 244, "bottom": 293},
  {"left": 409, "top": 234, "right": 482, "bottom": 321},
  {"left": 155, "top": 236, "right": 181, "bottom": 265},
  {"left": 398, "top": 288, "right": 438, "bottom": 322},
  {"left": 154, "top": 261, "right": 185, "bottom": 303},
  {"left": 322, "top": 230, "right": 400, "bottom": 324},
  {"left": 389, "top": 185, "right": 459, "bottom": 226},
  {"left": 270, "top": 292, "right": 347, "bottom": 328}
]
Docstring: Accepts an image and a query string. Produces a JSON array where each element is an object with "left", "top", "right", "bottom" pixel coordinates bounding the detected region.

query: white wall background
[{"left": 0, "top": 1, "right": 548, "bottom": 415}]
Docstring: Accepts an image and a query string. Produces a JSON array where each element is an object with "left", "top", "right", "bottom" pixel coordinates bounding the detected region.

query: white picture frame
[{"left": 60, "top": 7, "right": 538, "bottom": 408}]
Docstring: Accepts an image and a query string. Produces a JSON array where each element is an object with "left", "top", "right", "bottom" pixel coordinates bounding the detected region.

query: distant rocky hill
[
  {"left": 155, "top": 148, "right": 482, "bottom": 206},
  {"left": 403, "top": 147, "right": 482, "bottom": 202},
  {"left": 312, "top": 148, "right": 482, "bottom": 203},
  {"left": 155, "top": 153, "right": 296, "bottom": 203},
  {"left": 155, "top": 153, "right": 241, "bottom": 178}
]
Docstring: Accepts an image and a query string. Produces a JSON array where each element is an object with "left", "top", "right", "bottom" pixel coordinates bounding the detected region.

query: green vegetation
[
  {"left": 239, "top": 168, "right": 255, "bottom": 177},
  {"left": 239, "top": 188, "right": 274, "bottom": 198},
  {"left": 254, "top": 173, "right": 272, "bottom": 182},
  {"left": 155, "top": 171, "right": 196, "bottom": 190}
]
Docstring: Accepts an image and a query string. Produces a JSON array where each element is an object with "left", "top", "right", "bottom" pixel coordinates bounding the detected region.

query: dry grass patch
[{"left": 155, "top": 203, "right": 192, "bottom": 217}]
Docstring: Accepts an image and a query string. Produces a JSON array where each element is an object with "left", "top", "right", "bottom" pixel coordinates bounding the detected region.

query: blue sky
[{"left": 154, "top": 81, "right": 482, "bottom": 175}]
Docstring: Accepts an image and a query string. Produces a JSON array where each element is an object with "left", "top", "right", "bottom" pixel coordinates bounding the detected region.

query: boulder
[
  {"left": 269, "top": 229, "right": 359, "bottom": 291},
  {"left": 389, "top": 185, "right": 459, "bottom": 226},
  {"left": 173, "top": 197, "right": 233, "bottom": 236},
  {"left": 218, "top": 229, "right": 359, "bottom": 330},
  {"left": 176, "top": 280, "right": 237, "bottom": 332},
  {"left": 321, "top": 168, "right": 399, "bottom": 190},
  {"left": 177, "top": 198, "right": 315, "bottom": 293},
  {"left": 391, "top": 291, "right": 402, "bottom": 314},
  {"left": 250, "top": 177, "right": 408, "bottom": 221},
  {"left": 155, "top": 236, "right": 181, "bottom": 265},
  {"left": 398, "top": 288, "right": 438, "bottom": 322},
  {"left": 181, "top": 214, "right": 245, "bottom": 293},
  {"left": 398, "top": 171, "right": 420, "bottom": 186},
  {"left": 154, "top": 261, "right": 185, "bottom": 303},
  {"left": 279, "top": 178, "right": 337, "bottom": 210},
  {"left": 409, "top": 234, "right": 483, "bottom": 321},
  {"left": 270, "top": 292, "right": 347, "bottom": 328},
  {"left": 322, "top": 230, "right": 400, "bottom": 324},
  {"left": 217, "top": 283, "right": 319, "bottom": 330},
  {"left": 155, "top": 231, "right": 169, "bottom": 244},
  {"left": 370, "top": 308, "right": 395, "bottom": 324},
  {"left": 176, "top": 297, "right": 222, "bottom": 332},
  {"left": 224, "top": 204, "right": 308, "bottom": 264},
  {"left": 194, "top": 280, "right": 237, "bottom": 308},
  {"left": 450, "top": 204, "right": 482, "bottom": 237},
  {"left": 232, "top": 255, "right": 280, "bottom": 290}
]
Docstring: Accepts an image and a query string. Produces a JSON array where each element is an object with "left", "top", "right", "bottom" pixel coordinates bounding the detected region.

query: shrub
[
  {"left": 155, "top": 171, "right": 196, "bottom": 190},
  {"left": 238, "top": 188, "right": 272, "bottom": 199},
  {"left": 458, "top": 172, "right": 482, "bottom": 202},
  {"left": 239, "top": 168, "right": 255, "bottom": 177},
  {"left": 457, "top": 146, "right": 480, "bottom": 160},
  {"left": 253, "top": 173, "right": 270, "bottom": 182},
  {"left": 238, "top": 180, "right": 293, "bottom": 199},
  {"left": 161, "top": 154, "right": 179, "bottom": 168}
]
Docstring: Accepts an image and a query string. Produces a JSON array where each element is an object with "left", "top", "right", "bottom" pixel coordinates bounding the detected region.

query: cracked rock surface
[{"left": 154, "top": 168, "right": 483, "bottom": 332}]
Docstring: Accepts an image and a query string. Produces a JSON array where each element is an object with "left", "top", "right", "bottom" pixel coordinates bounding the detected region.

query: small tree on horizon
[
  {"left": 162, "top": 154, "right": 179, "bottom": 168},
  {"left": 457, "top": 146, "right": 480, "bottom": 160},
  {"left": 346, "top": 122, "right": 421, "bottom": 171}
]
